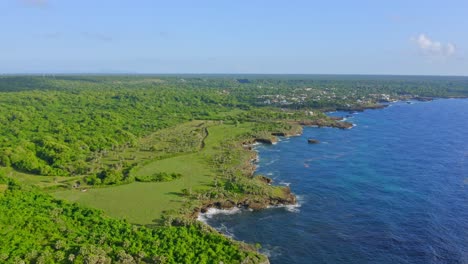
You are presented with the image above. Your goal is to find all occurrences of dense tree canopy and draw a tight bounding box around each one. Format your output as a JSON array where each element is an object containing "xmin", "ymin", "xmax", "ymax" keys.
[
  {"xmin": 1, "ymin": 75, "xmax": 467, "ymax": 177},
  {"xmin": 0, "ymin": 176, "xmax": 264, "ymax": 264}
]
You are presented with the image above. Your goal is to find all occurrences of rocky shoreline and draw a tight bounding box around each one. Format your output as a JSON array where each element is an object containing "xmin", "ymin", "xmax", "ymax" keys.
[
  {"xmin": 192, "ymin": 117, "xmax": 350, "ymax": 217},
  {"xmin": 197, "ymin": 185, "xmax": 297, "ymax": 214},
  {"xmin": 193, "ymin": 103, "xmax": 396, "ymax": 220},
  {"xmin": 189, "ymin": 109, "xmax": 376, "ymax": 263},
  {"xmin": 193, "ymin": 98, "xmax": 457, "ymax": 263}
]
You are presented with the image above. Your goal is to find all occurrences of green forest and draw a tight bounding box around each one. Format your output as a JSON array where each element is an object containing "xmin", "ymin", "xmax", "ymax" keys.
[
  {"xmin": 1, "ymin": 75, "xmax": 467, "ymax": 179},
  {"xmin": 1, "ymin": 75, "xmax": 467, "ymax": 263},
  {"xmin": 0, "ymin": 176, "xmax": 265, "ymax": 264}
]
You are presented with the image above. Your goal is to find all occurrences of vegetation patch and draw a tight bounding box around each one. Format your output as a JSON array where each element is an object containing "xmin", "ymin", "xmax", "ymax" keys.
[
  {"xmin": 0, "ymin": 184, "xmax": 7, "ymax": 193},
  {"xmin": 135, "ymin": 172, "xmax": 183, "ymax": 182},
  {"xmin": 0, "ymin": 178, "xmax": 266, "ymax": 263}
]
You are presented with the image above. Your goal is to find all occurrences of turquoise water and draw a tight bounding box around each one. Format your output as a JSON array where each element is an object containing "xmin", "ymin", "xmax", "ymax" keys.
[{"xmin": 203, "ymin": 99, "xmax": 468, "ymax": 264}]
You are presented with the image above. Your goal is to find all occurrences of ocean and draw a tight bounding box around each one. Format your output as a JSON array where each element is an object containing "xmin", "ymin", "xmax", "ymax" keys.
[{"xmin": 200, "ymin": 99, "xmax": 468, "ymax": 264}]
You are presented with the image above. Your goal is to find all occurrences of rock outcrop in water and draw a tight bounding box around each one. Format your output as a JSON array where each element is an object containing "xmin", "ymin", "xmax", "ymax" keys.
[
  {"xmin": 197, "ymin": 186, "xmax": 297, "ymax": 214},
  {"xmin": 308, "ymin": 138, "xmax": 320, "ymax": 144}
]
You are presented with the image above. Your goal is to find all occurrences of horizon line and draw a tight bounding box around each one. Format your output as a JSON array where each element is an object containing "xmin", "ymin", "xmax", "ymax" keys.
[{"xmin": 1, "ymin": 73, "xmax": 467, "ymax": 78}]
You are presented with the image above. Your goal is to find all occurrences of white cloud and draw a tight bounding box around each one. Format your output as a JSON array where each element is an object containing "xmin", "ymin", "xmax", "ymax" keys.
[{"xmin": 413, "ymin": 34, "xmax": 456, "ymax": 58}]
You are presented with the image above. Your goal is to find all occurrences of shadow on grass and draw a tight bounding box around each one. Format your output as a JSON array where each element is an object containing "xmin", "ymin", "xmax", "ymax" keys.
[
  {"xmin": 165, "ymin": 191, "xmax": 185, "ymax": 197},
  {"xmin": 144, "ymin": 218, "xmax": 166, "ymax": 228}
]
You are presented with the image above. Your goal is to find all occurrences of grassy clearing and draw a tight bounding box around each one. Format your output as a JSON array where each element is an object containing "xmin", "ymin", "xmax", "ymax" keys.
[
  {"xmin": 54, "ymin": 152, "xmax": 214, "ymax": 224},
  {"xmin": 54, "ymin": 180, "xmax": 190, "ymax": 225},
  {"xmin": 52, "ymin": 121, "xmax": 255, "ymax": 225},
  {"xmin": 0, "ymin": 167, "xmax": 82, "ymax": 190},
  {"xmin": 10, "ymin": 118, "xmax": 292, "ymax": 225},
  {"xmin": 6, "ymin": 118, "xmax": 292, "ymax": 225}
]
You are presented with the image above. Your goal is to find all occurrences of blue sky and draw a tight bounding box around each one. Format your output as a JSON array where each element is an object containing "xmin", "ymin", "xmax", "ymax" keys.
[{"xmin": 1, "ymin": 0, "xmax": 467, "ymax": 75}]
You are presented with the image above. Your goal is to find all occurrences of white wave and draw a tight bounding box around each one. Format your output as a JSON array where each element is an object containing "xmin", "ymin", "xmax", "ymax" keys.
[
  {"xmin": 265, "ymin": 159, "xmax": 278, "ymax": 166},
  {"xmin": 285, "ymin": 204, "xmax": 301, "ymax": 213},
  {"xmin": 279, "ymin": 181, "xmax": 291, "ymax": 187},
  {"xmin": 218, "ymin": 223, "xmax": 236, "ymax": 239},
  {"xmin": 264, "ymin": 149, "xmax": 281, "ymax": 152},
  {"xmin": 266, "ymin": 172, "xmax": 274, "ymax": 176},
  {"xmin": 260, "ymin": 245, "xmax": 283, "ymax": 258},
  {"xmin": 286, "ymin": 195, "xmax": 305, "ymax": 213},
  {"xmin": 258, "ymin": 215, "xmax": 273, "ymax": 221},
  {"xmin": 197, "ymin": 207, "xmax": 242, "ymax": 224}
]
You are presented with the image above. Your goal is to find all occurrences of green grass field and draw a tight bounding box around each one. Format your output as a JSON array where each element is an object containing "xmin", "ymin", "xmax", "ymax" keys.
[
  {"xmin": 52, "ymin": 121, "xmax": 257, "ymax": 225},
  {"xmin": 0, "ymin": 167, "xmax": 82, "ymax": 189},
  {"xmin": 54, "ymin": 180, "xmax": 191, "ymax": 225}
]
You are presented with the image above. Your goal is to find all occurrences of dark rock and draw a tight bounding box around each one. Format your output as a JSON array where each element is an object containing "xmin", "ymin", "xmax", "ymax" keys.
[
  {"xmin": 219, "ymin": 200, "xmax": 236, "ymax": 209},
  {"xmin": 271, "ymin": 132, "xmax": 287, "ymax": 136},
  {"xmin": 413, "ymin": 96, "xmax": 433, "ymax": 102},
  {"xmin": 333, "ymin": 122, "xmax": 353, "ymax": 129},
  {"xmin": 307, "ymin": 138, "xmax": 320, "ymax": 144},
  {"xmin": 255, "ymin": 137, "xmax": 278, "ymax": 144},
  {"xmin": 248, "ymin": 201, "xmax": 267, "ymax": 211},
  {"xmin": 257, "ymin": 175, "xmax": 273, "ymax": 184}
]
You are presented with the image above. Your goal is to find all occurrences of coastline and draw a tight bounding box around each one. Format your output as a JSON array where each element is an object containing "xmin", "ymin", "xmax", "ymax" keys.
[
  {"xmin": 193, "ymin": 100, "xmax": 407, "ymax": 261},
  {"xmin": 195, "ymin": 97, "xmax": 461, "ymax": 216},
  {"xmin": 198, "ymin": 97, "xmax": 466, "ymax": 263},
  {"xmin": 192, "ymin": 118, "xmax": 346, "ymax": 219},
  {"xmin": 193, "ymin": 114, "xmax": 356, "ymax": 225}
]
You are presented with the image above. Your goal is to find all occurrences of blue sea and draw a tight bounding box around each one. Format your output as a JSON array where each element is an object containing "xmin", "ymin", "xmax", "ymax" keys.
[{"xmin": 202, "ymin": 99, "xmax": 468, "ymax": 264}]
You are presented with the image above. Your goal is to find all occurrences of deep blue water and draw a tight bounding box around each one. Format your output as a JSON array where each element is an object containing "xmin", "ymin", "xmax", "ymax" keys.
[{"xmin": 203, "ymin": 99, "xmax": 468, "ymax": 264}]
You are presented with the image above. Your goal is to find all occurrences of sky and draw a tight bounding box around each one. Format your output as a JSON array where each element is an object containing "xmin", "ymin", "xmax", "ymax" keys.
[{"xmin": 0, "ymin": 0, "xmax": 467, "ymax": 75}]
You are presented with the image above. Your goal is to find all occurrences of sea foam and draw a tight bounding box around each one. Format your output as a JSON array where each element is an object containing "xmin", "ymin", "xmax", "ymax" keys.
[
  {"xmin": 197, "ymin": 207, "xmax": 242, "ymax": 224},
  {"xmin": 279, "ymin": 181, "xmax": 291, "ymax": 187}
]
